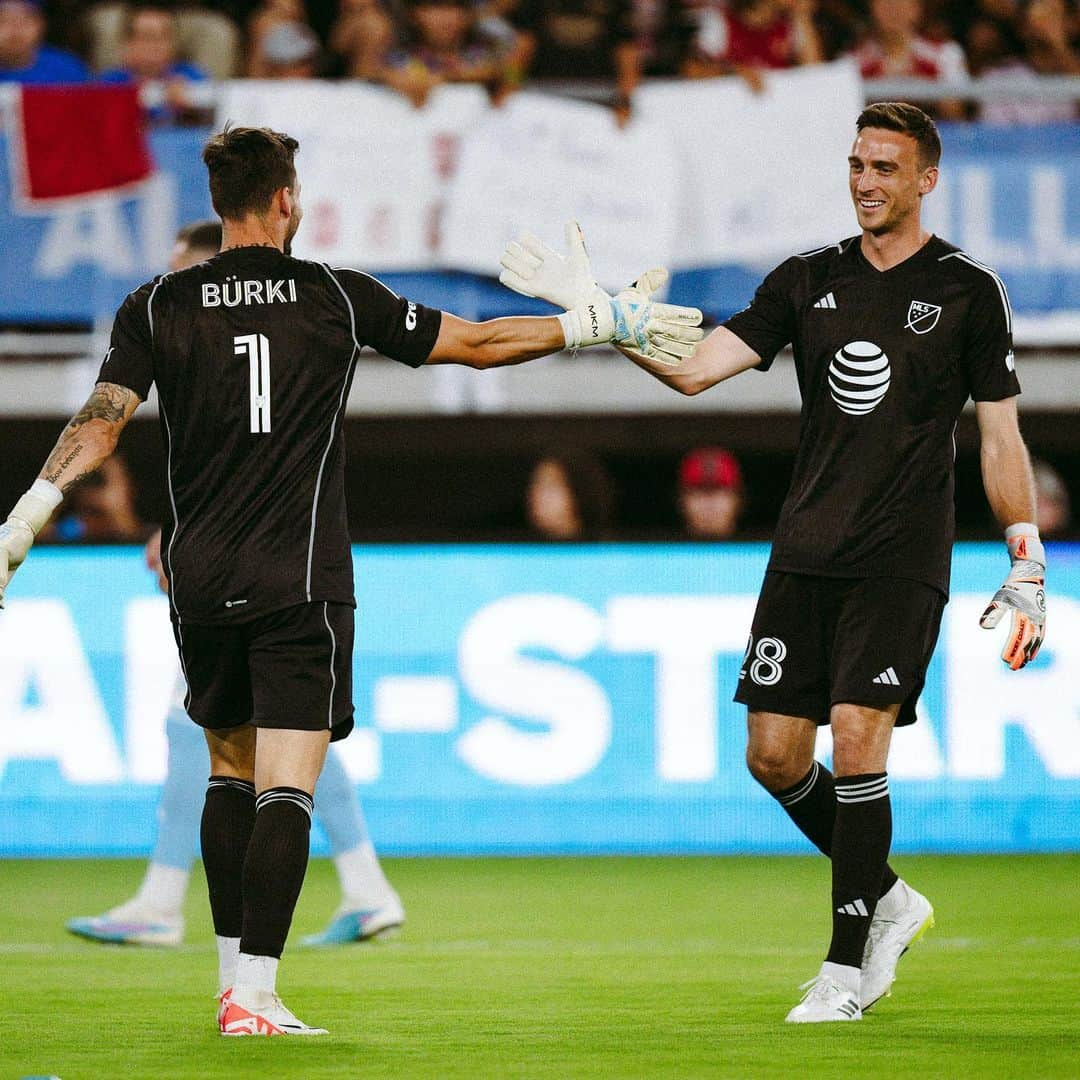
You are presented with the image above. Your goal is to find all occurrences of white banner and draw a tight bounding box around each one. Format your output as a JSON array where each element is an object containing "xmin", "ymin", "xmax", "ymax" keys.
[
  {"xmin": 216, "ymin": 81, "xmax": 489, "ymax": 269},
  {"xmin": 218, "ymin": 66, "xmax": 861, "ymax": 277},
  {"xmin": 440, "ymin": 92, "xmax": 681, "ymax": 291},
  {"xmin": 635, "ymin": 60, "xmax": 863, "ymax": 265}
]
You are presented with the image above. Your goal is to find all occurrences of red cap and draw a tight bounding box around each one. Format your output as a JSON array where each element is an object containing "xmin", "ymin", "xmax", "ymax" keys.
[{"xmin": 679, "ymin": 447, "xmax": 742, "ymax": 492}]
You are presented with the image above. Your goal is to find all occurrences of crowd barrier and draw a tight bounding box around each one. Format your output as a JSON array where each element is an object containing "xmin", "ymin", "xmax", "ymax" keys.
[
  {"xmin": 1, "ymin": 543, "xmax": 1077, "ymax": 857},
  {"xmin": 1, "ymin": 65, "xmax": 1078, "ymax": 327}
]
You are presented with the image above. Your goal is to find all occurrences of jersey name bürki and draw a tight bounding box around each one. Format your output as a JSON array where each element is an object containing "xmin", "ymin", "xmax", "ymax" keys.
[{"xmin": 100, "ymin": 246, "xmax": 442, "ymax": 624}]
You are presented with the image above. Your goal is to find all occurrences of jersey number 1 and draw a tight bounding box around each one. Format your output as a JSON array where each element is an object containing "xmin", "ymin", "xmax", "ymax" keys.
[{"xmin": 235, "ymin": 333, "xmax": 271, "ymax": 434}]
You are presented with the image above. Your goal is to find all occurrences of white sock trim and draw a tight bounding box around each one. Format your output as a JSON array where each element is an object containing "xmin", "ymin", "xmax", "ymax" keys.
[
  {"xmin": 216, "ymin": 935, "xmax": 240, "ymax": 994},
  {"xmin": 234, "ymin": 952, "xmax": 279, "ymax": 998}
]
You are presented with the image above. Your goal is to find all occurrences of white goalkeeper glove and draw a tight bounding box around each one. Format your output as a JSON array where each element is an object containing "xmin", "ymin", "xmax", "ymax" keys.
[
  {"xmin": 979, "ymin": 522, "xmax": 1046, "ymax": 670},
  {"xmin": 0, "ymin": 479, "xmax": 63, "ymax": 609},
  {"xmin": 499, "ymin": 221, "xmax": 703, "ymax": 363}
]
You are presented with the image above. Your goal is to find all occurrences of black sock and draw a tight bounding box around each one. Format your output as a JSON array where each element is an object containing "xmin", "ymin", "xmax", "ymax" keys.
[
  {"xmin": 200, "ymin": 775, "xmax": 257, "ymax": 938},
  {"xmin": 239, "ymin": 787, "xmax": 314, "ymax": 959},
  {"xmin": 774, "ymin": 762, "xmax": 898, "ymax": 896},
  {"xmin": 826, "ymin": 773, "xmax": 893, "ymax": 969}
]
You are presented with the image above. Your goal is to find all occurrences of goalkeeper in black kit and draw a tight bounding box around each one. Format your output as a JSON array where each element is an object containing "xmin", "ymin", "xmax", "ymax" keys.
[
  {"xmin": 0, "ymin": 125, "xmax": 703, "ymax": 1036},
  {"xmin": 501, "ymin": 102, "xmax": 1046, "ymax": 1023}
]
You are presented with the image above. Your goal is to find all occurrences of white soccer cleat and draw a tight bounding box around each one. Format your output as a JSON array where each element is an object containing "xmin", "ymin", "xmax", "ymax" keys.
[
  {"xmin": 785, "ymin": 976, "xmax": 862, "ymax": 1023},
  {"xmin": 66, "ymin": 897, "xmax": 183, "ymax": 947},
  {"xmin": 860, "ymin": 880, "xmax": 935, "ymax": 1011},
  {"xmin": 220, "ymin": 989, "xmax": 328, "ymax": 1036}
]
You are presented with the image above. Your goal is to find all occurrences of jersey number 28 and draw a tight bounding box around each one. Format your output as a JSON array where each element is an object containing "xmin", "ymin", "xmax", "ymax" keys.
[{"xmin": 235, "ymin": 333, "xmax": 271, "ymax": 434}]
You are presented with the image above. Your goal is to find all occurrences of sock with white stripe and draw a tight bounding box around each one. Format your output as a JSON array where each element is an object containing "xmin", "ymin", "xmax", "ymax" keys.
[
  {"xmin": 200, "ymin": 776, "xmax": 257, "ymax": 945},
  {"xmin": 239, "ymin": 787, "xmax": 315, "ymax": 960},
  {"xmin": 773, "ymin": 762, "xmax": 899, "ymax": 896},
  {"xmin": 825, "ymin": 772, "xmax": 892, "ymax": 970}
]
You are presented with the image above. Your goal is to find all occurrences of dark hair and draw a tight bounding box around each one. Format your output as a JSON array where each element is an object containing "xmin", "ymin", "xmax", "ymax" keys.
[
  {"xmin": 530, "ymin": 452, "xmax": 616, "ymax": 541},
  {"xmin": 175, "ymin": 219, "xmax": 222, "ymax": 253},
  {"xmin": 202, "ymin": 126, "xmax": 299, "ymax": 221},
  {"xmin": 856, "ymin": 102, "xmax": 941, "ymax": 168}
]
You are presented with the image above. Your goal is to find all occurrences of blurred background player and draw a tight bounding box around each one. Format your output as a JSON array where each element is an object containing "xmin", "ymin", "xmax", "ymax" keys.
[
  {"xmin": 65, "ymin": 220, "xmax": 404, "ymax": 949},
  {"xmin": 524, "ymin": 451, "xmax": 615, "ymax": 541},
  {"xmin": 677, "ymin": 446, "xmax": 745, "ymax": 540}
]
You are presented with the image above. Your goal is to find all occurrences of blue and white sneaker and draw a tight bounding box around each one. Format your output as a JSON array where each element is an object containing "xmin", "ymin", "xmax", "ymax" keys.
[
  {"xmin": 300, "ymin": 892, "xmax": 405, "ymax": 947},
  {"xmin": 66, "ymin": 898, "xmax": 183, "ymax": 947}
]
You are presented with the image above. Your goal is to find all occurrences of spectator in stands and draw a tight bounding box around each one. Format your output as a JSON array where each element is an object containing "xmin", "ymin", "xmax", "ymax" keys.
[
  {"xmin": 0, "ymin": 0, "xmax": 90, "ymax": 82},
  {"xmin": 849, "ymin": 0, "xmax": 968, "ymax": 118},
  {"xmin": 379, "ymin": 0, "xmax": 506, "ymax": 107},
  {"xmin": 525, "ymin": 452, "xmax": 615, "ymax": 541},
  {"xmin": 507, "ymin": 0, "xmax": 642, "ymax": 118},
  {"xmin": 100, "ymin": 3, "xmax": 209, "ymax": 125},
  {"xmin": 677, "ymin": 447, "xmax": 745, "ymax": 540},
  {"xmin": 631, "ymin": 0, "xmax": 695, "ymax": 77},
  {"xmin": 247, "ymin": 0, "xmax": 310, "ymax": 76},
  {"xmin": 330, "ymin": 0, "xmax": 394, "ymax": 80},
  {"xmin": 683, "ymin": 0, "xmax": 823, "ymax": 91},
  {"xmin": 44, "ymin": 456, "xmax": 147, "ymax": 543},
  {"xmin": 974, "ymin": 0, "xmax": 1079, "ymax": 122},
  {"xmin": 261, "ymin": 19, "xmax": 322, "ymax": 76},
  {"xmin": 1033, "ymin": 458, "xmax": 1072, "ymax": 538}
]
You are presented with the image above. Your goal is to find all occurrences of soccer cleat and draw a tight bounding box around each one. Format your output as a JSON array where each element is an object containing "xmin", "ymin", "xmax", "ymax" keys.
[
  {"xmin": 66, "ymin": 898, "xmax": 183, "ymax": 947},
  {"xmin": 785, "ymin": 976, "xmax": 862, "ymax": 1023},
  {"xmin": 220, "ymin": 990, "xmax": 328, "ymax": 1036},
  {"xmin": 217, "ymin": 988, "xmax": 233, "ymax": 1030},
  {"xmin": 300, "ymin": 892, "xmax": 405, "ymax": 947},
  {"xmin": 860, "ymin": 880, "xmax": 935, "ymax": 1011}
]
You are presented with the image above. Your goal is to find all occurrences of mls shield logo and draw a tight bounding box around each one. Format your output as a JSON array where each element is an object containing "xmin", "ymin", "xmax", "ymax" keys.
[{"xmin": 906, "ymin": 300, "xmax": 942, "ymax": 335}]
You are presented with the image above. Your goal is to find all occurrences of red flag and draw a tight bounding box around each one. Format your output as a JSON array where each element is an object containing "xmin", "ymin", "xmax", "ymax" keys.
[{"xmin": 10, "ymin": 83, "xmax": 154, "ymax": 207}]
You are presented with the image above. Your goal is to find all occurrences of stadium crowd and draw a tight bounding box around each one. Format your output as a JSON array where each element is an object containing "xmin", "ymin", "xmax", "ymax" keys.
[{"xmin": 1, "ymin": 0, "xmax": 1078, "ymax": 119}]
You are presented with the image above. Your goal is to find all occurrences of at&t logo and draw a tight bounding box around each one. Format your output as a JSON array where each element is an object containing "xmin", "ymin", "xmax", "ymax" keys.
[{"xmin": 828, "ymin": 340, "xmax": 891, "ymax": 416}]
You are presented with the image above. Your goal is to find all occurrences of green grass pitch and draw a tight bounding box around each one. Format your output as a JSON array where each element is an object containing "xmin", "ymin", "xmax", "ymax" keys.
[{"xmin": 2, "ymin": 855, "xmax": 1078, "ymax": 1079}]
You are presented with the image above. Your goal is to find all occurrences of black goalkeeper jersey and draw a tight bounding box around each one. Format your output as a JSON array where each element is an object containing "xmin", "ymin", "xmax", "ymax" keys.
[
  {"xmin": 723, "ymin": 235, "xmax": 1020, "ymax": 596},
  {"xmin": 100, "ymin": 246, "xmax": 442, "ymax": 624}
]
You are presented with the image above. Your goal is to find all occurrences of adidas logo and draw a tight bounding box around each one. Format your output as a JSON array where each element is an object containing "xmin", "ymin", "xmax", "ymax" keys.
[
  {"xmin": 873, "ymin": 666, "xmax": 900, "ymax": 686},
  {"xmin": 813, "ymin": 292, "xmax": 837, "ymax": 309},
  {"xmin": 837, "ymin": 899, "xmax": 869, "ymax": 917}
]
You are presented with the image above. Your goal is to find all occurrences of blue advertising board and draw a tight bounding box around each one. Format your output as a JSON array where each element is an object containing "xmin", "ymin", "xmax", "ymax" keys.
[
  {"xmin": 0, "ymin": 124, "xmax": 1078, "ymax": 323},
  {"xmin": 1, "ymin": 544, "xmax": 1077, "ymax": 857}
]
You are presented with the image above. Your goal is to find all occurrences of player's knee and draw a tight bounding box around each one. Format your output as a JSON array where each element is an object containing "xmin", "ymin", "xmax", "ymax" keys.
[{"xmin": 745, "ymin": 742, "xmax": 801, "ymax": 792}]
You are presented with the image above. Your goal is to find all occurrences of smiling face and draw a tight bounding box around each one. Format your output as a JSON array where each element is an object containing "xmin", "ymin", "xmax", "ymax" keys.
[{"xmin": 849, "ymin": 126, "xmax": 937, "ymax": 237}]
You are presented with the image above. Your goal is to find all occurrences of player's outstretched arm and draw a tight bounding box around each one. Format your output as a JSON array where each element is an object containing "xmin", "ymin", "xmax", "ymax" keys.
[
  {"xmin": 0, "ymin": 381, "xmax": 141, "ymax": 607},
  {"xmin": 975, "ymin": 397, "xmax": 1046, "ymax": 670},
  {"xmin": 425, "ymin": 311, "xmax": 572, "ymax": 369}
]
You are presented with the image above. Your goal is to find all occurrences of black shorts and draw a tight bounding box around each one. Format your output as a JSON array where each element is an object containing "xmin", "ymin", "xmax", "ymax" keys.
[
  {"xmin": 733, "ymin": 572, "xmax": 945, "ymax": 727},
  {"xmin": 173, "ymin": 601, "xmax": 355, "ymax": 742}
]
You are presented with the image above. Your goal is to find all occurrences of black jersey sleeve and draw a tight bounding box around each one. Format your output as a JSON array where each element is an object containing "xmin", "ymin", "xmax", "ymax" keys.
[
  {"xmin": 98, "ymin": 281, "xmax": 156, "ymax": 398},
  {"xmin": 962, "ymin": 273, "xmax": 1021, "ymax": 402},
  {"xmin": 333, "ymin": 268, "xmax": 442, "ymax": 368},
  {"xmin": 721, "ymin": 258, "xmax": 801, "ymax": 372}
]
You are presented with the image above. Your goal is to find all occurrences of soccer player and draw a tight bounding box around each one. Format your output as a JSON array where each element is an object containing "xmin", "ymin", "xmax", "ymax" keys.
[
  {"xmin": 66, "ymin": 222, "xmax": 404, "ymax": 950},
  {"xmin": 0, "ymin": 125, "xmax": 701, "ymax": 1036},
  {"xmin": 500, "ymin": 102, "xmax": 1047, "ymax": 1023}
]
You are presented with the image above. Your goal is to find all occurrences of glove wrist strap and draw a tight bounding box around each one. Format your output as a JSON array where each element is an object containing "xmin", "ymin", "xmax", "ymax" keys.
[
  {"xmin": 11, "ymin": 479, "xmax": 63, "ymax": 535},
  {"xmin": 1004, "ymin": 522, "xmax": 1045, "ymax": 569},
  {"xmin": 556, "ymin": 310, "xmax": 581, "ymax": 349}
]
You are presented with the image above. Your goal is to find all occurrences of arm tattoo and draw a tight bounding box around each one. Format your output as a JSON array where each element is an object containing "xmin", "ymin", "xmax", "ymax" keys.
[{"xmin": 40, "ymin": 382, "xmax": 140, "ymax": 493}]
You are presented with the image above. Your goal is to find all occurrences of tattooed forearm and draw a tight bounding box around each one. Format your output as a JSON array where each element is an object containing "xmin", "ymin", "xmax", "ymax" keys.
[
  {"xmin": 44, "ymin": 445, "xmax": 84, "ymax": 485},
  {"xmin": 38, "ymin": 382, "xmax": 141, "ymax": 493},
  {"xmin": 66, "ymin": 382, "xmax": 134, "ymax": 428}
]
